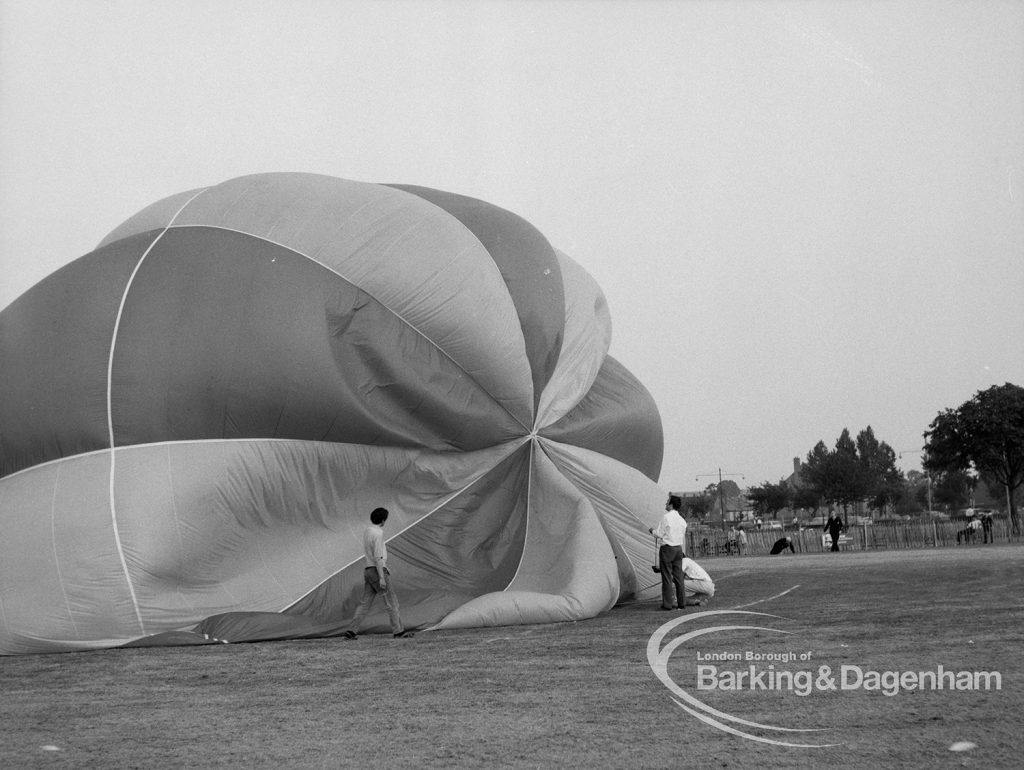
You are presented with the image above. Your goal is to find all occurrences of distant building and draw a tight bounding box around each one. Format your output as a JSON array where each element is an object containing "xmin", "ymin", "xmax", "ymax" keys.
[{"xmin": 784, "ymin": 457, "xmax": 804, "ymax": 491}]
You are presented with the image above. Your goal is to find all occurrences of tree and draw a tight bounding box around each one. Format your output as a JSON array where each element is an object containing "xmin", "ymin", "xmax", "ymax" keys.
[
  {"xmin": 856, "ymin": 426, "xmax": 904, "ymax": 515},
  {"xmin": 747, "ymin": 480, "xmax": 791, "ymax": 519},
  {"xmin": 801, "ymin": 427, "xmax": 902, "ymax": 521},
  {"xmin": 683, "ymin": 494, "xmax": 711, "ymax": 521},
  {"xmin": 802, "ymin": 430, "xmax": 869, "ymax": 522},
  {"xmin": 924, "ymin": 383, "xmax": 1024, "ymax": 533},
  {"xmin": 929, "ymin": 470, "xmax": 976, "ymax": 512},
  {"xmin": 791, "ymin": 486, "xmax": 822, "ymax": 517},
  {"xmin": 801, "ymin": 440, "xmax": 837, "ymax": 503},
  {"xmin": 832, "ymin": 428, "xmax": 868, "ymax": 518},
  {"xmin": 901, "ymin": 470, "xmax": 930, "ymax": 514}
]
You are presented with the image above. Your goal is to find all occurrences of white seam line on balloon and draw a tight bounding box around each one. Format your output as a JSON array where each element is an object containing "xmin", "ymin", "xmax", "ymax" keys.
[
  {"xmin": 155, "ymin": 221, "xmax": 534, "ymax": 434},
  {"xmin": 378, "ymin": 182, "xmax": 540, "ymax": 431},
  {"xmin": 534, "ymin": 436, "xmax": 657, "ymax": 592},
  {"xmin": 278, "ymin": 435, "xmax": 532, "ymax": 611},
  {"xmin": 12, "ymin": 435, "xmax": 379, "ymax": 611},
  {"xmin": 502, "ymin": 433, "xmax": 536, "ymax": 591},
  {"xmin": 8, "ymin": 435, "xmax": 530, "ymax": 534},
  {"xmin": 49, "ymin": 461, "xmax": 81, "ymax": 638},
  {"xmin": 10, "ymin": 434, "xmax": 539, "ymax": 617},
  {"xmin": 537, "ymin": 437, "xmax": 657, "ymax": 528},
  {"xmin": 165, "ymin": 443, "xmax": 202, "ymax": 618},
  {"xmin": 533, "ymin": 256, "xmax": 609, "ymax": 430},
  {"xmin": 531, "ymin": 436, "xmax": 627, "ymax": 609},
  {"xmin": 105, "ymin": 188, "xmax": 209, "ymax": 637},
  {"xmin": 3, "ymin": 434, "xmax": 499, "ymax": 481}
]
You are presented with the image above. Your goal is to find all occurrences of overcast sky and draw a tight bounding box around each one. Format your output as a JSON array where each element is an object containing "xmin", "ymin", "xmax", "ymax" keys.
[{"xmin": 2, "ymin": 0, "xmax": 1022, "ymax": 492}]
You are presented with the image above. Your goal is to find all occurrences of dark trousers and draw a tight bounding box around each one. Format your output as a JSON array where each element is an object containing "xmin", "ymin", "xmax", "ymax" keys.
[{"xmin": 659, "ymin": 544, "xmax": 685, "ymax": 609}]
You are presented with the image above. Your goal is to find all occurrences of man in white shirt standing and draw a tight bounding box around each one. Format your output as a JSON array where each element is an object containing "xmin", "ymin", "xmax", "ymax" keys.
[
  {"xmin": 649, "ymin": 494, "xmax": 688, "ymax": 610},
  {"xmin": 344, "ymin": 507, "xmax": 414, "ymax": 639}
]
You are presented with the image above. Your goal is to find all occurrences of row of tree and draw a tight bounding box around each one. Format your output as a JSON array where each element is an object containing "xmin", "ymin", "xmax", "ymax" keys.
[{"xmin": 741, "ymin": 383, "xmax": 1023, "ymax": 534}]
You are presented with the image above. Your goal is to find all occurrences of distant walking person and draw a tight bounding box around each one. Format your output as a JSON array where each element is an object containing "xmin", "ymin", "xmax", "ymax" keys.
[
  {"xmin": 649, "ymin": 495, "xmax": 688, "ymax": 610},
  {"xmin": 982, "ymin": 511, "xmax": 994, "ymax": 543},
  {"xmin": 824, "ymin": 512, "xmax": 844, "ymax": 552},
  {"xmin": 769, "ymin": 536, "xmax": 796, "ymax": 555},
  {"xmin": 344, "ymin": 507, "xmax": 414, "ymax": 639},
  {"xmin": 736, "ymin": 526, "xmax": 748, "ymax": 556}
]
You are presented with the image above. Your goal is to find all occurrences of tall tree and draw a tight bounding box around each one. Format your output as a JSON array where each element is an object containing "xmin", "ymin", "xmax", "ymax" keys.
[
  {"xmin": 903, "ymin": 470, "xmax": 932, "ymax": 513},
  {"xmin": 856, "ymin": 426, "xmax": 904, "ymax": 515},
  {"xmin": 801, "ymin": 440, "xmax": 836, "ymax": 502},
  {"xmin": 930, "ymin": 470, "xmax": 976, "ymax": 512},
  {"xmin": 831, "ymin": 428, "xmax": 869, "ymax": 520},
  {"xmin": 924, "ymin": 383, "xmax": 1024, "ymax": 533},
  {"xmin": 802, "ymin": 428, "xmax": 900, "ymax": 521}
]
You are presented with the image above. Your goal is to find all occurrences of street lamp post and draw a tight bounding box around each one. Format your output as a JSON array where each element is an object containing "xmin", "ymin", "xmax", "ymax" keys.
[{"xmin": 696, "ymin": 468, "xmax": 745, "ymax": 531}]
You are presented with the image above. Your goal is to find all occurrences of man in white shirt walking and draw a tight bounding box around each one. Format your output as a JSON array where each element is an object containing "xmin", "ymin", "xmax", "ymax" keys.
[
  {"xmin": 344, "ymin": 507, "xmax": 414, "ymax": 639},
  {"xmin": 649, "ymin": 494, "xmax": 688, "ymax": 610}
]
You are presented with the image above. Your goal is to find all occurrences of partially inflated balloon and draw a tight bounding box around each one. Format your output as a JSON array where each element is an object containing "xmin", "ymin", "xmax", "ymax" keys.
[{"xmin": 0, "ymin": 173, "xmax": 665, "ymax": 654}]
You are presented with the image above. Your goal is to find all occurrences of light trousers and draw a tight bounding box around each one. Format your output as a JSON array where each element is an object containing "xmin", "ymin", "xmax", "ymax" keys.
[{"xmin": 349, "ymin": 567, "xmax": 404, "ymax": 635}]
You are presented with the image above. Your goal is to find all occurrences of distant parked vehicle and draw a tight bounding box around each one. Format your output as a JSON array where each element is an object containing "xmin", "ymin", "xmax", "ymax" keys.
[{"xmin": 922, "ymin": 510, "xmax": 950, "ymax": 521}]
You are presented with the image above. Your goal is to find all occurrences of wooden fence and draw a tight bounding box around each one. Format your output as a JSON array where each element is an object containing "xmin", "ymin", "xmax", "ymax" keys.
[{"xmin": 687, "ymin": 520, "xmax": 1020, "ymax": 558}]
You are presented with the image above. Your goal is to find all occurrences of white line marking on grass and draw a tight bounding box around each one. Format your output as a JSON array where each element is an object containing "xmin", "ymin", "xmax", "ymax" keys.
[
  {"xmin": 638, "ymin": 569, "xmax": 751, "ymax": 598},
  {"xmin": 440, "ymin": 630, "xmax": 540, "ymax": 653},
  {"xmin": 730, "ymin": 585, "xmax": 800, "ymax": 609},
  {"xmin": 712, "ymin": 570, "xmax": 751, "ymax": 581}
]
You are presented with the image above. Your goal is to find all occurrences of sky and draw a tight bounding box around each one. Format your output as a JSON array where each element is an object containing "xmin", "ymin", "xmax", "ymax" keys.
[{"xmin": 2, "ymin": 0, "xmax": 1022, "ymax": 493}]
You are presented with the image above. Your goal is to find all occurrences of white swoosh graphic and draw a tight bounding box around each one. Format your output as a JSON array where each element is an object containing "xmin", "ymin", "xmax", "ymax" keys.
[{"xmin": 647, "ymin": 610, "xmax": 840, "ymax": 748}]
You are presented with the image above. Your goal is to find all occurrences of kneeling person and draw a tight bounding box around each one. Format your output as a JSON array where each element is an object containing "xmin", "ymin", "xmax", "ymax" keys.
[
  {"xmin": 769, "ymin": 536, "xmax": 796, "ymax": 555},
  {"xmin": 681, "ymin": 557, "xmax": 715, "ymax": 607}
]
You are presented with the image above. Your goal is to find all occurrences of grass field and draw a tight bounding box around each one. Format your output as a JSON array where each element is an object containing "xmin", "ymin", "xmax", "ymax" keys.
[{"xmin": 2, "ymin": 545, "xmax": 1021, "ymax": 769}]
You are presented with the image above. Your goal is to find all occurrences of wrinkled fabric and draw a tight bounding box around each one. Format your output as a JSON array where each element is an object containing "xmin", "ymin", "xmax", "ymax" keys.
[{"xmin": 0, "ymin": 173, "xmax": 665, "ymax": 654}]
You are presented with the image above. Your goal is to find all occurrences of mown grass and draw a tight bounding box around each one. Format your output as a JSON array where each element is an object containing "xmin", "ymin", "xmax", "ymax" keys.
[{"xmin": 1, "ymin": 545, "xmax": 1021, "ymax": 769}]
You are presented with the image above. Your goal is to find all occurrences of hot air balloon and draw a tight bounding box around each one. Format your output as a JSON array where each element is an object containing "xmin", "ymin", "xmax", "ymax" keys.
[{"xmin": 0, "ymin": 173, "xmax": 665, "ymax": 654}]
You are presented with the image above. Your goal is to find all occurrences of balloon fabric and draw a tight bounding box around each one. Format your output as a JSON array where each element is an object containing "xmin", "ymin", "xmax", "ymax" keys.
[{"xmin": 0, "ymin": 173, "xmax": 665, "ymax": 654}]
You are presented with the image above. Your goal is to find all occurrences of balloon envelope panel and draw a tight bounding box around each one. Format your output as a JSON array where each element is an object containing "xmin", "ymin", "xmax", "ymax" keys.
[{"xmin": 0, "ymin": 173, "xmax": 665, "ymax": 654}]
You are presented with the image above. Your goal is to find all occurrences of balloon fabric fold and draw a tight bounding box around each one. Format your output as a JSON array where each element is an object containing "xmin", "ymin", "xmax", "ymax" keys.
[{"xmin": 0, "ymin": 173, "xmax": 665, "ymax": 654}]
